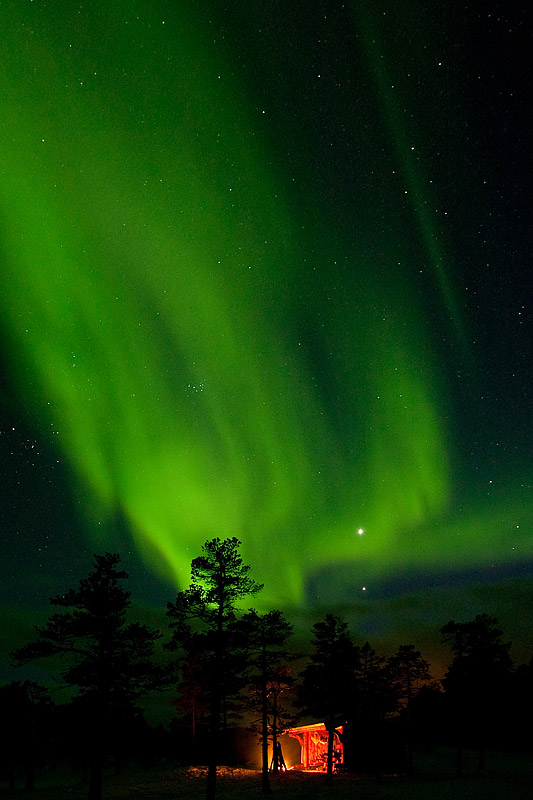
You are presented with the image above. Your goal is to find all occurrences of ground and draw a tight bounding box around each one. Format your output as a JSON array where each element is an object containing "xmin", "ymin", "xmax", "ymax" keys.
[{"xmin": 1, "ymin": 750, "xmax": 532, "ymax": 799}]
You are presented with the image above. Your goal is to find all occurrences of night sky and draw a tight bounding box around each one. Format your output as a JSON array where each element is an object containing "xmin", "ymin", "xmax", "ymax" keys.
[{"xmin": 1, "ymin": 0, "xmax": 531, "ymax": 680}]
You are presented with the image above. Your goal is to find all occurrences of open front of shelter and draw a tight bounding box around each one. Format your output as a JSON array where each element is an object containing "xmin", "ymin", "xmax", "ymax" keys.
[{"xmin": 286, "ymin": 722, "xmax": 343, "ymax": 771}]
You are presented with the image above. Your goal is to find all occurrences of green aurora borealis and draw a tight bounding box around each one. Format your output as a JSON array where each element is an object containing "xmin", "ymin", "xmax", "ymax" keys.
[{"xmin": 1, "ymin": 0, "xmax": 531, "ymax": 645}]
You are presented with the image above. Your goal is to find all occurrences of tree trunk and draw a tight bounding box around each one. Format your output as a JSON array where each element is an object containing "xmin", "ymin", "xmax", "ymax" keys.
[
  {"xmin": 261, "ymin": 668, "xmax": 271, "ymax": 793},
  {"xmin": 206, "ymin": 703, "xmax": 219, "ymax": 800},
  {"xmin": 23, "ymin": 763, "xmax": 35, "ymax": 793},
  {"xmin": 88, "ymin": 750, "xmax": 104, "ymax": 800},
  {"xmin": 206, "ymin": 610, "xmax": 224, "ymax": 800},
  {"xmin": 406, "ymin": 675, "xmax": 413, "ymax": 776},
  {"xmin": 454, "ymin": 700, "xmax": 463, "ymax": 778},
  {"xmin": 23, "ymin": 713, "xmax": 36, "ymax": 791},
  {"xmin": 261, "ymin": 717, "xmax": 271, "ymax": 792},
  {"xmin": 455, "ymin": 742, "xmax": 463, "ymax": 778},
  {"xmin": 86, "ymin": 700, "xmax": 107, "ymax": 800},
  {"xmin": 206, "ymin": 760, "xmax": 217, "ymax": 800},
  {"xmin": 478, "ymin": 742, "xmax": 485, "ymax": 771},
  {"xmin": 271, "ymin": 694, "xmax": 279, "ymax": 774},
  {"xmin": 477, "ymin": 703, "xmax": 486, "ymax": 771},
  {"xmin": 191, "ymin": 698, "xmax": 196, "ymax": 753},
  {"xmin": 23, "ymin": 744, "xmax": 36, "ymax": 791},
  {"xmin": 326, "ymin": 719, "xmax": 334, "ymax": 786}
]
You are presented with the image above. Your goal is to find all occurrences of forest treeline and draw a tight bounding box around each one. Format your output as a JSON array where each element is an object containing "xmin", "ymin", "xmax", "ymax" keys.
[{"xmin": 3, "ymin": 539, "xmax": 532, "ymax": 799}]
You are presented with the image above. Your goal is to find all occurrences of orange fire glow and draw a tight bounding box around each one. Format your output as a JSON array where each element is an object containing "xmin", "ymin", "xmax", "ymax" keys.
[{"xmin": 285, "ymin": 722, "xmax": 343, "ymax": 771}]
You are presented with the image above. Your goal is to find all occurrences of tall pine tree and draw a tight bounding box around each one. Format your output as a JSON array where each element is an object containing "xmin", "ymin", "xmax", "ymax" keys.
[
  {"xmin": 166, "ymin": 537, "xmax": 262, "ymax": 800},
  {"xmin": 387, "ymin": 644, "xmax": 432, "ymax": 774},
  {"xmin": 299, "ymin": 614, "xmax": 356, "ymax": 785},
  {"xmin": 12, "ymin": 553, "xmax": 164, "ymax": 800},
  {"xmin": 239, "ymin": 609, "xmax": 294, "ymax": 793},
  {"xmin": 441, "ymin": 613, "xmax": 513, "ymax": 773}
]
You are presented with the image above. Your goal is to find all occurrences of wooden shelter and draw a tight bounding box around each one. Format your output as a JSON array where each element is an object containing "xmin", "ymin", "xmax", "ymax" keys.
[{"xmin": 286, "ymin": 722, "xmax": 343, "ymax": 771}]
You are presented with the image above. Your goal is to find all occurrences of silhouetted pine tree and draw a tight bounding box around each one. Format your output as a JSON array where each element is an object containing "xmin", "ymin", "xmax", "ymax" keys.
[
  {"xmin": 349, "ymin": 641, "xmax": 396, "ymax": 776},
  {"xmin": 238, "ymin": 609, "xmax": 294, "ymax": 793},
  {"xmin": 387, "ymin": 644, "xmax": 432, "ymax": 774},
  {"xmin": 441, "ymin": 613, "xmax": 513, "ymax": 773},
  {"xmin": 262, "ymin": 665, "xmax": 297, "ymax": 771},
  {"xmin": 0, "ymin": 680, "xmax": 52, "ymax": 791},
  {"xmin": 298, "ymin": 614, "xmax": 357, "ymax": 786},
  {"xmin": 11, "ymin": 553, "xmax": 165, "ymax": 800},
  {"xmin": 166, "ymin": 537, "xmax": 262, "ymax": 800},
  {"xmin": 512, "ymin": 656, "xmax": 533, "ymax": 752},
  {"xmin": 171, "ymin": 650, "xmax": 210, "ymax": 762}
]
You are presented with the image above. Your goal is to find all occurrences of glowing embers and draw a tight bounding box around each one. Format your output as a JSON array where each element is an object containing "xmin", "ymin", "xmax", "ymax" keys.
[{"xmin": 286, "ymin": 722, "xmax": 343, "ymax": 772}]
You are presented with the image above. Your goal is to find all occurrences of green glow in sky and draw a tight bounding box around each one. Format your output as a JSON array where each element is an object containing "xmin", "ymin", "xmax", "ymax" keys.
[
  {"xmin": 1, "ymin": 2, "xmax": 529, "ymax": 607},
  {"xmin": 352, "ymin": 1, "xmax": 464, "ymax": 347}
]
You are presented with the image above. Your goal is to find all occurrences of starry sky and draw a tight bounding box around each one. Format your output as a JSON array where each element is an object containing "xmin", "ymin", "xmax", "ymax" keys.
[{"xmin": 1, "ymin": 0, "xmax": 531, "ymax": 678}]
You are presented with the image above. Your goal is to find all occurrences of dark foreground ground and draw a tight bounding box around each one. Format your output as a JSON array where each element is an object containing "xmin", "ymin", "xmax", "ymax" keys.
[{"xmin": 2, "ymin": 749, "xmax": 532, "ymax": 799}]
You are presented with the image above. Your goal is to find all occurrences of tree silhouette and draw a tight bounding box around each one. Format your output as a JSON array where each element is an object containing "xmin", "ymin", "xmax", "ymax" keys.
[
  {"xmin": 238, "ymin": 609, "xmax": 294, "ymax": 793},
  {"xmin": 348, "ymin": 641, "xmax": 395, "ymax": 776},
  {"xmin": 166, "ymin": 537, "xmax": 262, "ymax": 800},
  {"xmin": 298, "ymin": 614, "xmax": 357, "ymax": 785},
  {"xmin": 11, "ymin": 553, "xmax": 164, "ymax": 800},
  {"xmin": 512, "ymin": 656, "xmax": 533, "ymax": 752},
  {"xmin": 441, "ymin": 613, "xmax": 513, "ymax": 773},
  {"xmin": 264, "ymin": 665, "xmax": 297, "ymax": 771},
  {"xmin": 171, "ymin": 650, "xmax": 210, "ymax": 762},
  {"xmin": 0, "ymin": 680, "xmax": 52, "ymax": 791},
  {"xmin": 387, "ymin": 644, "xmax": 432, "ymax": 774}
]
